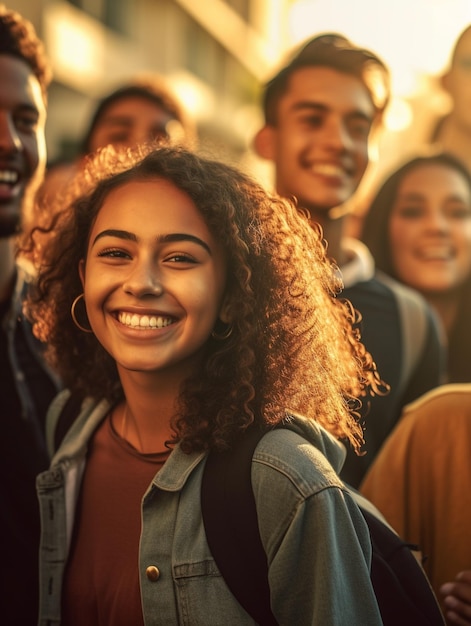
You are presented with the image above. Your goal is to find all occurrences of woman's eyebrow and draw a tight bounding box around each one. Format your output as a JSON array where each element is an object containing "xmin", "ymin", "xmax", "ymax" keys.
[
  {"xmin": 396, "ymin": 192, "xmax": 425, "ymax": 202},
  {"xmin": 158, "ymin": 233, "xmax": 212, "ymax": 255},
  {"xmin": 92, "ymin": 229, "xmax": 212, "ymax": 254},
  {"xmin": 92, "ymin": 229, "xmax": 136, "ymax": 246}
]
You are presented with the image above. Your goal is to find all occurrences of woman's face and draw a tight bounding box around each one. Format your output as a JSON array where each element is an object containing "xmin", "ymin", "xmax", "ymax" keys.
[
  {"xmin": 389, "ymin": 163, "xmax": 471, "ymax": 295},
  {"xmin": 80, "ymin": 178, "xmax": 228, "ymax": 380}
]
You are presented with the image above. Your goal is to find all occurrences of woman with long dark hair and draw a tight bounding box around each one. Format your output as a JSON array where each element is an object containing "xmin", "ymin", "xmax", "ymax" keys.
[{"xmin": 362, "ymin": 152, "xmax": 471, "ymax": 382}]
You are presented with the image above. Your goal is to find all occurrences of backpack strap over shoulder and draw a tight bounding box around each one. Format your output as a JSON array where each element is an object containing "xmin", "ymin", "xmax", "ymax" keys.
[
  {"xmin": 375, "ymin": 271, "xmax": 430, "ymax": 395},
  {"xmin": 201, "ymin": 427, "xmax": 277, "ymax": 625},
  {"xmin": 201, "ymin": 426, "xmax": 445, "ymax": 626}
]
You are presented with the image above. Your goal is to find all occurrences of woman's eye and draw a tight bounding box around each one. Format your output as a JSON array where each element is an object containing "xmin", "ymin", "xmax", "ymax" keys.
[
  {"xmin": 448, "ymin": 205, "xmax": 471, "ymax": 219},
  {"xmin": 396, "ymin": 206, "xmax": 423, "ymax": 219},
  {"xmin": 97, "ymin": 248, "xmax": 130, "ymax": 259},
  {"xmin": 166, "ymin": 253, "xmax": 197, "ymax": 264}
]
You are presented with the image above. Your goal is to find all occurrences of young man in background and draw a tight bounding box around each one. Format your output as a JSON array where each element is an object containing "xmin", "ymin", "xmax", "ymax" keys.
[
  {"xmin": 0, "ymin": 6, "xmax": 60, "ymax": 623},
  {"xmin": 253, "ymin": 33, "xmax": 444, "ymax": 486}
]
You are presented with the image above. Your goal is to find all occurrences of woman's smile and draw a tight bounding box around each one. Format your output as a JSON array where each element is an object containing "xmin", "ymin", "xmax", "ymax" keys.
[{"xmin": 116, "ymin": 311, "xmax": 176, "ymax": 329}]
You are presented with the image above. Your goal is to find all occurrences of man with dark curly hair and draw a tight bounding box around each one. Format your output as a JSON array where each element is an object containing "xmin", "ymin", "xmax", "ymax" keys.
[{"xmin": 0, "ymin": 5, "xmax": 60, "ymax": 623}]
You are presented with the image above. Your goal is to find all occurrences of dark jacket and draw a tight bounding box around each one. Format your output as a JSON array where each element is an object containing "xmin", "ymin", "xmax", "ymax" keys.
[{"xmin": 0, "ymin": 263, "xmax": 61, "ymax": 626}]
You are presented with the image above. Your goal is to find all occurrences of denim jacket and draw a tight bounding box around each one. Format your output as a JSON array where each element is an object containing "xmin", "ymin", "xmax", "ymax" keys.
[{"xmin": 37, "ymin": 392, "xmax": 383, "ymax": 625}]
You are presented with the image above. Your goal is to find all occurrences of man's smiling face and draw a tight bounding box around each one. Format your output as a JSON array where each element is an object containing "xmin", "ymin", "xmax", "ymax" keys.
[
  {"xmin": 0, "ymin": 54, "xmax": 46, "ymax": 237},
  {"xmin": 260, "ymin": 66, "xmax": 374, "ymax": 218}
]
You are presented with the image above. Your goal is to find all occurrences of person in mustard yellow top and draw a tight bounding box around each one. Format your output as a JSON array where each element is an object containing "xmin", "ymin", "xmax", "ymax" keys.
[{"xmin": 361, "ymin": 384, "xmax": 471, "ymax": 625}]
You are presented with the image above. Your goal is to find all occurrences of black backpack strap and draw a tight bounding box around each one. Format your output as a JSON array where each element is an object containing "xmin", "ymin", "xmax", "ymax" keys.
[
  {"xmin": 375, "ymin": 271, "xmax": 430, "ymax": 395},
  {"xmin": 201, "ymin": 427, "xmax": 278, "ymax": 625}
]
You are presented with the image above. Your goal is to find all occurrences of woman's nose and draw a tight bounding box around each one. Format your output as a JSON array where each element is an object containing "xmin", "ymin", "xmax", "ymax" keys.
[
  {"xmin": 425, "ymin": 209, "xmax": 450, "ymax": 233},
  {"xmin": 122, "ymin": 263, "xmax": 164, "ymax": 297}
]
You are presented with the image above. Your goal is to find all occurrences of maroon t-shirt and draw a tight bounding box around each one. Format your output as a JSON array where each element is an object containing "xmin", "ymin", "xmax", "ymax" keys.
[{"xmin": 61, "ymin": 414, "xmax": 170, "ymax": 625}]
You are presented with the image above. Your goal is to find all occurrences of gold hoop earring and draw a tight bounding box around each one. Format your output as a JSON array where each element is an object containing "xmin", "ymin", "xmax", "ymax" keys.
[
  {"xmin": 71, "ymin": 294, "xmax": 93, "ymax": 334},
  {"xmin": 211, "ymin": 322, "xmax": 233, "ymax": 341}
]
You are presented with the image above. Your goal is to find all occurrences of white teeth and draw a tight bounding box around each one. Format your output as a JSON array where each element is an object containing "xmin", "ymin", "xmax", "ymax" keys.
[
  {"xmin": 118, "ymin": 312, "xmax": 174, "ymax": 329},
  {"xmin": 311, "ymin": 163, "xmax": 345, "ymax": 177},
  {"xmin": 0, "ymin": 170, "xmax": 19, "ymax": 184}
]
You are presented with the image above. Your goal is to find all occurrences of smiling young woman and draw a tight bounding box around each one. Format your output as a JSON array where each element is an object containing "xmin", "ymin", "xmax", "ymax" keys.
[
  {"xmin": 27, "ymin": 144, "xmax": 387, "ymax": 625},
  {"xmin": 362, "ymin": 152, "xmax": 471, "ymax": 382}
]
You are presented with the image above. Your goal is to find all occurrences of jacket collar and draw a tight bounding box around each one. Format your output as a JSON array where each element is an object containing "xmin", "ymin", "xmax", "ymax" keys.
[{"xmin": 339, "ymin": 238, "xmax": 375, "ymax": 288}]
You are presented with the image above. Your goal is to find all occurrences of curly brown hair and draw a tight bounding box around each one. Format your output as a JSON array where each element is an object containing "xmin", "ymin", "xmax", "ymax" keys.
[
  {"xmin": 0, "ymin": 5, "xmax": 52, "ymax": 101},
  {"xmin": 27, "ymin": 145, "xmax": 382, "ymax": 453}
]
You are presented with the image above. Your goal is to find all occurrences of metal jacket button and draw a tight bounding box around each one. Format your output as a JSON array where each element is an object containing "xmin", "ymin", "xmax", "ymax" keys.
[{"xmin": 146, "ymin": 565, "xmax": 160, "ymax": 581}]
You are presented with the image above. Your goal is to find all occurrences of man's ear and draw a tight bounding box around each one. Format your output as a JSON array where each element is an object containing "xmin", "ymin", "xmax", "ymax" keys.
[
  {"xmin": 253, "ymin": 125, "xmax": 276, "ymax": 161},
  {"xmin": 440, "ymin": 71, "xmax": 451, "ymax": 94},
  {"xmin": 78, "ymin": 259, "xmax": 86, "ymax": 287}
]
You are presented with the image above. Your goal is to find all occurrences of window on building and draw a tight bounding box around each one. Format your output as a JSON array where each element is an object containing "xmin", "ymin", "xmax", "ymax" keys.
[
  {"xmin": 66, "ymin": 0, "xmax": 131, "ymax": 36},
  {"xmin": 185, "ymin": 20, "xmax": 225, "ymax": 87}
]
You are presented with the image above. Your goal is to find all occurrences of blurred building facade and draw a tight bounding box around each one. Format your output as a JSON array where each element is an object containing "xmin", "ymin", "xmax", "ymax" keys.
[{"xmin": 9, "ymin": 0, "xmax": 292, "ymax": 168}]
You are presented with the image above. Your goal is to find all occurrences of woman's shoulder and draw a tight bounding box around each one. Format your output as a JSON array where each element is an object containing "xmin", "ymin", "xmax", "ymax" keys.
[{"xmin": 252, "ymin": 415, "xmax": 346, "ymax": 498}]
